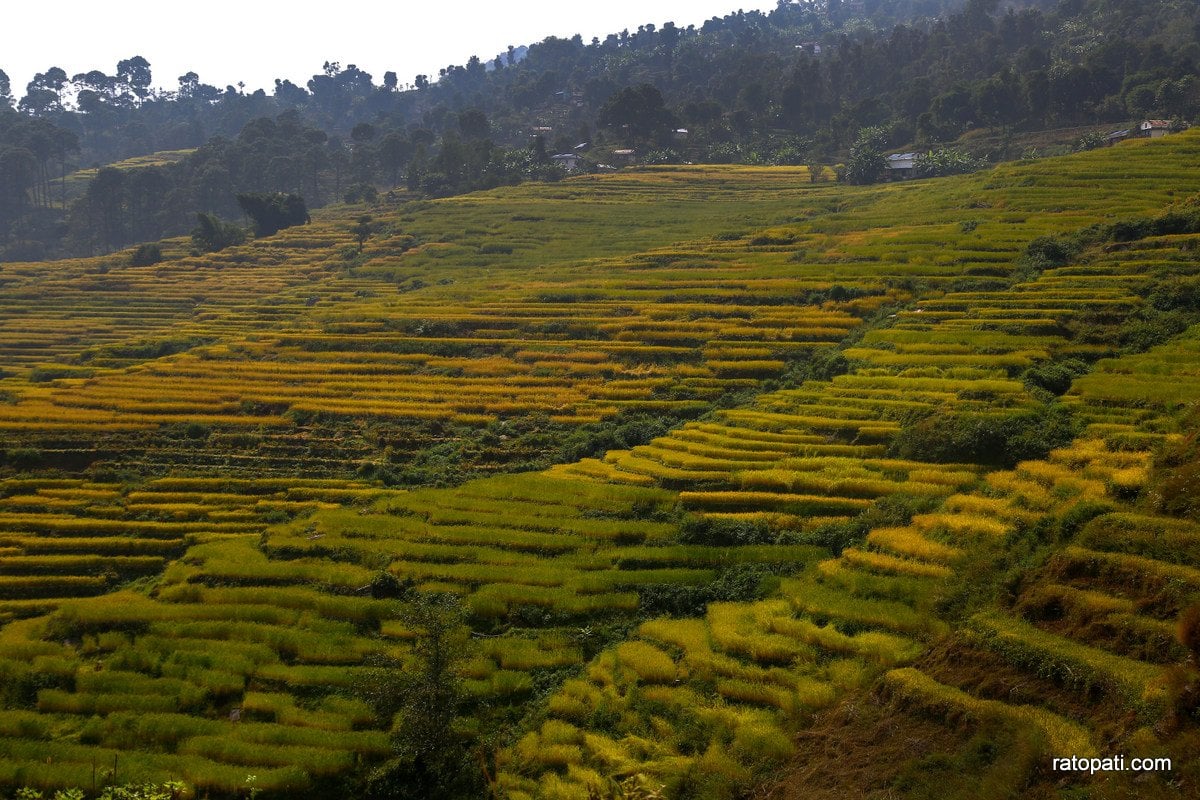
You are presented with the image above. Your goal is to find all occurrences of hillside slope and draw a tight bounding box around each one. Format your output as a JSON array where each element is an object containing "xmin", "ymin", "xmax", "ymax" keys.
[{"xmin": 0, "ymin": 133, "xmax": 1199, "ymax": 798}]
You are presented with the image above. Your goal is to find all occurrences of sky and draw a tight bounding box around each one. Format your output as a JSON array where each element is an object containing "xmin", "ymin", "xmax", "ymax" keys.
[{"xmin": 2, "ymin": 0, "xmax": 777, "ymax": 98}]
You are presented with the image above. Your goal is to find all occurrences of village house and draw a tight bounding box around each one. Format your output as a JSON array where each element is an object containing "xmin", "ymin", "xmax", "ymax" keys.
[
  {"xmin": 1139, "ymin": 120, "xmax": 1172, "ymax": 138},
  {"xmin": 551, "ymin": 153, "xmax": 585, "ymax": 171},
  {"xmin": 885, "ymin": 152, "xmax": 917, "ymax": 177}
]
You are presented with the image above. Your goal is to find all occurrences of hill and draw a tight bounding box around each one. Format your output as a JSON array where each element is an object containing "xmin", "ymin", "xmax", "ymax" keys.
[
  {"xmin": 4, "ymin": 0, "xmax": 1200, "ymax": 260},
  {"xmin": 0, "ymin": 124, "xmax": 1199, "ymax": 798}
]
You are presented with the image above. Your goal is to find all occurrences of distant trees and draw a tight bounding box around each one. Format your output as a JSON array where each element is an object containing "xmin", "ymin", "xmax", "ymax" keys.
[
  {"xmin": 129, "ymin": 242, "xmax": 162, "ymax": 266},
  {"xmin": 7, "ymin": 0, "xmax": 1200, "ymax": 260},
  {"xmin": 0, "ymin": 112, "xmax": 80, "ymax": 259},
  {"xmin": 599, "ymin": 84, "xmax": 675, "ymax": 142},
  {"xmin": 457, "ymin": 109, "xmax": 490, "ymax": 140},
  {"xmin": 191, "ymin": 212, "xmax": 245, "ymax": 252},
  {"xmin": 19, "ymin": 67, "xmax": 68, "ymax": 115},
  {"xmin": 236, "ymin": 192, "xmax": 309, "ymax": 237}
]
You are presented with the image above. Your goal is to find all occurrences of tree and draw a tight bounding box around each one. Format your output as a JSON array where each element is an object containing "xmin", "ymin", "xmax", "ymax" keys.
[
  {"xmin": 841, "ymin": 137, "xmax": 885, "ymax": 185},
  {"xmin": 350, "ymin": 214, "xmax": 375, "ymax": 253},
  {"xmin": 19, "ymin": 67, "xmax": 68, "ymax": 114},
  {"xmin": 457, "ymin": 109, "xmax": 490, "ymax": 140},
  {"xmin": 236, "ymin": 192, "xmax": 309, "ymax": 237},
  {"xmin": 378, "ymin": 132, "xmax": 412, "ymax": 187},
  {"xmin": 191, "ymin": 212, "xmax": 245, "ymax": 252},
  {"xmin": 74, "ymin": 69, "xmax": 118, "ymax": 112},
  {"xmin": 351, "ymin": 122, "xmax": 377, "ymax": 143},
  {"xmin": 362, "ymin": 597, "xmax": 482, "ymax": 800},
  {"xmin": 0, "ymin": 147, "xmax": 37, "ymax": 218},
  {"xmin": 86, "ymin": 167, "xmax": 129, "ymax": 251},
  {"xmin": 598, "ymin": 84, "xmax": 676, "ymax": 141},
  {"xmin": 116, "ymin": 56, "xmax": 153, "ymax": 103},
  {"xmin": 130, "ymin": 243, "xmax": 162, "ymax": 266},
  {"xmin": 0, "ymin": 70, "xmax": 12, "ymax": 110}
]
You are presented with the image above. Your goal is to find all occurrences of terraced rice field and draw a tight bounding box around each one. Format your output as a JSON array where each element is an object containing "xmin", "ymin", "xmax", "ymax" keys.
[{"xmin": 2, "ymin": 133, "xmax": 1200, "ymax": 797}]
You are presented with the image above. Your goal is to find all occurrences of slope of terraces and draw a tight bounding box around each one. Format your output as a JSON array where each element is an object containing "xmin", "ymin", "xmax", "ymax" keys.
[{"xmin": 1, "ymin": 134, "xmax": 1200, "ymax": 797}]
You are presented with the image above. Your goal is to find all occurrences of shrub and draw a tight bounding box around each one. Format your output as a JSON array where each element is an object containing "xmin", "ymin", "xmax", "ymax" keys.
[
  {"xmin": 1021, "ymin": 235, "xmax": 1080, "ymax": 271},
  {"xmin": 1148, "ymin": 275, "xmax": 1200, "ymax": 312},
  {"xmin": 890, "ymin": 405, "xmax": 1078, "ymax": 467},
  {"xmin": 236, "ymin": 192, "xmax": 309, "ymax": 237},
  {"xmin": 636, "ymin": 565, "xmax": 771, "ymax": 617},
  {"xmin": 129, "ymin": 243, "xmax": 162, "ymax": 266},
  {"xmin": 1150, "ymin": 426, "xmax": 1200, "ymax": 518},
  {"xmin": 3, "ymin": 447, "xmax": 42, "ymax": 470},
  {"xmin": 1073, "ymin": 131, "xmax": 1105, "ymax": 151},
  {"xmin": 370, "ymin": 570, "xmax": 413, "ymax": 599},
  {"xmin": 678, "ymin": 515, "xmax": 773, "ymax": 547},
  {"xmin": 344, "ymin": 183, "xmax": 379, "ymax": 204},
  {"xmin": 1118, "ymin": 309, "xmax": 1193, "ymax": 352},
  {"xmin": 1021, "ymin": 359, "xmax": 1088, "ymax": 396},
  {"xmin": 913, "ymin": 149, "xmax": 986, "ymax": 178},
  {"xmin": 190, "ymin": 213, "xmax": 245, "ymax": 252}
]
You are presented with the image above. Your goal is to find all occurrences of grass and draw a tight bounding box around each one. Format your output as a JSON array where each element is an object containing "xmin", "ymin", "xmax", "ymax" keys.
[
  {"xmin": 968, "ymin": 611, "xmax": 1166, "ymax": 710},
  {"xmin": 883, "ymin": 667, "xmax": 1097, "ymax": 757}
]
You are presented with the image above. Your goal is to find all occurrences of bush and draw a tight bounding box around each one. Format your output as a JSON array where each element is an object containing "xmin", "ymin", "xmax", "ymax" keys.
[
  {"xmin": 1073, "ymin": 131, "xmax": 1105, "ymax": 151},
  {"xmin": 129, "ymin": 243, "xmax": 162, "ymax": 266},
  {"xmin": 1021, "ymin": 235, "xmax": 1080, "ymax": 271},
  {"xmin": 28, "ymin": 366, "xmax": 91, "ymax": 383},
  {"xmin": 1021, "ymin": 359, "xmax": 1088, "ymax": 396},
  {"xmin": 370, "ymin": 571, "xmax": 413, "ymax": 599},
  {"xmin": 1148, "ymin": 275, "xmax": 1200, "ymax": 312},
  {"xmin": 1179, "ymin": 606, "xmax": 1200, "ymax": 662},
  {"xmin": 913, "ymin": 148, "xmax": 986, "ymax": 178},
  {"xmin": 1118, "ymin": 309, "xmax": 1192, "ymax": 352},
  {"xmin": 345, "ymin": 183, "xmax": 379, "ymax": 204},
  {"xmin": 190, "ymin": 213, "xmax": 245, "ymax": 253},
  {"xmin": 636, "ymin": 565, "xmax": 771, "ymax": 616},
  {"xmin": 182, "ymin": 422, "xmax": 210, "ymax": 440},
  {"xmin": 237, "ymin": 192, "xmax": 309, "ymax": 237},
  {"xmin": 890, "ymin": 405, "xmax": 1078, "ymax": 467},
  {"xmin": 678, "ymin": 515, "xmax": 773, "ymax": 547},
  {"xmin": 3, "ymin": 448, "xmax": 43, "ymax": 470}
]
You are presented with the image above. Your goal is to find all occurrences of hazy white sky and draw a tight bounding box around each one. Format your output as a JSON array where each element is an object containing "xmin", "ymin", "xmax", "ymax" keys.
[{"xmin": 2, "ymin": 1, "xmax": 776, "ymax": 97}]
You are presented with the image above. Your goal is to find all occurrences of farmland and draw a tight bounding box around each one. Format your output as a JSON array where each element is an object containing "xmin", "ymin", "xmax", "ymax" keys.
[{"xmin": 2, "ymin": 132, "xmax": 1200, "ymax": 798}]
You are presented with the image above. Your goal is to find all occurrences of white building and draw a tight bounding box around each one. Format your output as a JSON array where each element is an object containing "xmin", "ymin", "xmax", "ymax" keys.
[
  {"xmin": 552, "ymin": 153, "xmax": 585, "ymax": 171},
  {"xmin": 1139, "ymin": 120, "xmax": 1172, "ymax": 138},
  {"xmin": 886, "ymin": 152, "xmax": 917, "ymax": 175}
]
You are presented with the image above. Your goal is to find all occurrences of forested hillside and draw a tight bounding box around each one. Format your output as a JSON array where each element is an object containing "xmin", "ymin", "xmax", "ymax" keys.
[{"xmin": 4, "ymin": 0, "xmax": 1200, "ymax": 259}]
